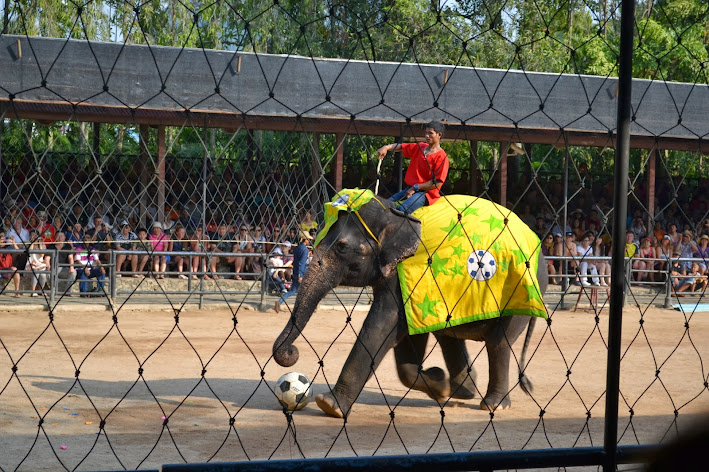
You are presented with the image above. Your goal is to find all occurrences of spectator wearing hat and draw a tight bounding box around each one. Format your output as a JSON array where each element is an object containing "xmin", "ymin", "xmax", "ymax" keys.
[
  {"xmin": 694, "ymin": 234, "xmax": 709, "ymax": 276},
  {"xmin": 113, "ymin": 221, "xmax": 138, "ymax": 278},
  {"xmin": 267, "ymin": 247, "xmax": 289, "ymax": 294},
  {"xmin": 275, "ymin": 230, "xmax": 311, "ymax": 313},
  {"xmin": 149, "ymin": 221, "xmax": 169, "ymax": 279},
  {"xmin": 655, "ymin": 234, "xmax": 673, "ymax": 277},
  {"xmin": 675, "ymin": 230, "xmax": 698, "ymax": 272}
]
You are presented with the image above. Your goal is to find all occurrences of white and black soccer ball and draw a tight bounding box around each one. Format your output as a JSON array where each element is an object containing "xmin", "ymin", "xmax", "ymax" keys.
[
  {"xmin": 467, "ymin": 249, "xmax": 497, "ymax": 281},
  {"xmin": 275, "ymin": 372, "xmax": 313, "ymax": 411}
]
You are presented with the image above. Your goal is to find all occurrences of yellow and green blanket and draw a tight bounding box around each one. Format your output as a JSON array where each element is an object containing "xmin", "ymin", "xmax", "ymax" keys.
[
  {"xmin": 399, "ymin": 195, "xmax": 547, "ymax": 334},
  {"xmin": 314, "ymin": 190, "xmax": 547, "ymax": 335}
]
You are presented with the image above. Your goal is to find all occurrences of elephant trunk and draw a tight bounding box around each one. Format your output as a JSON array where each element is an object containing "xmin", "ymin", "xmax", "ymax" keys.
[{"xmin": 273, "ymin": 253, "xmax": 338, "ymax": 367}]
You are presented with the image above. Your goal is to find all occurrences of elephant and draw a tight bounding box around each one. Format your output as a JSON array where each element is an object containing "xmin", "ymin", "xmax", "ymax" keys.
[{"xmin": 273, "ymin": 192, "xmax": 548, "ymax": 418}]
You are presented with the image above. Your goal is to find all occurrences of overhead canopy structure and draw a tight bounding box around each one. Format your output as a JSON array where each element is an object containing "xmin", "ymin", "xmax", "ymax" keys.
[{"xmin": 1, "ymin": 34, "xmax": 707, "ymax": 151}]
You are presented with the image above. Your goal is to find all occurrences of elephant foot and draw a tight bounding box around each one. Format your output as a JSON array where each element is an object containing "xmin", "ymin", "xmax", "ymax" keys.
[
  {"xmin": 418, "ymin": 367, "xmax": 451, "ymax": 402},
  {"xmin": 450, "ymin": 377, "xmax": 476, "ymax": 400},
  {"xmin": 480, "ymin": 394, "xmax": 511, "ymax": 411},
  {"xmin": 315, "ymin": 392, "xmax": 344, "ymax": 418}
]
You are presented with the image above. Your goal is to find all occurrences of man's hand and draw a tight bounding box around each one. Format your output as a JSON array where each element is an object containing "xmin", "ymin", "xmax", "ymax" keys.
[{"xmin": 376, "ymin": 145, "xmax": 389, "ymax": 161}]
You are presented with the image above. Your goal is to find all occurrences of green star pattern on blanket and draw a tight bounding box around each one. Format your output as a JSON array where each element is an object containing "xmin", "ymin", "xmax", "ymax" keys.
[{"xmin": 398, "ymin": 195, "xmax": 547, "ymax": 335}]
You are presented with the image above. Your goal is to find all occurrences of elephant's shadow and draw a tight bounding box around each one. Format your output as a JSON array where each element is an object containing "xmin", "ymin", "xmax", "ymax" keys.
[{"xmin": 25, "ymin": 375, "xmax": 465, "ymax": 412}]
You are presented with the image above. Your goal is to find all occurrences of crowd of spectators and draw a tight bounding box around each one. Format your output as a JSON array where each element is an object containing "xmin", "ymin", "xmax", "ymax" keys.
[
  {"xmin": 0, "ymin": 193, "xmax": 319, "ymax": 298},
  {"xmin": 534, "ymin": 202, "xmax": 709, "ymax": 293}
]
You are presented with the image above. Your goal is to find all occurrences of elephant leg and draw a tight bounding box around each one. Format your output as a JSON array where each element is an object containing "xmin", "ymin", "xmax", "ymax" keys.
[
  {"xmin": 437, "ymin": 335, "xmax": 477, "ymax": 400},
  {"xmin": 394, "ymin": 333, "xmax": 450, "ymax": 402},
  {"xmin": 480, "ymin": 317, "xmax": 530, "ymax": 411},
  {"xmin": 315, "ymin": 285, "xmax": 407, "ymax": 418}
]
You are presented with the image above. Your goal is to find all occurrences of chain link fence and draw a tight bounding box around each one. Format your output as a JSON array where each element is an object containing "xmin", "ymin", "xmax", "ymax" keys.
[{"xmin": 1, "ymin": 0, "xmax": 709, "ymax": 470}]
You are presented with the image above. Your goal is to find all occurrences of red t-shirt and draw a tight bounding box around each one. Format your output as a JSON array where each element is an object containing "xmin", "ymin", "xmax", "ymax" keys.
[
  {"xmin": 39, "ymin": 223, "xmax": 56, "ymax": 244},
  {"xmin": 401, "ymin": 142, "xmax": 449, "ymax": 205},
  {"xmin": 0, "ymin": 253, "xmax": 13, "ymax": 271}
]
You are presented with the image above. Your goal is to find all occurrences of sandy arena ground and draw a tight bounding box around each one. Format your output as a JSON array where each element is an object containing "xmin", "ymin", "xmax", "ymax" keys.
[{"xmin": 0, "ymin": 302, "xmax": 708, "ymax": 471}]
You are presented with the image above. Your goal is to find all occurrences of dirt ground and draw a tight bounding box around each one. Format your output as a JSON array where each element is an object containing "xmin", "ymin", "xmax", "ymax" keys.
[{"xmin": 0, "ymin": 302, "xmax": 708, "ymax": 471}]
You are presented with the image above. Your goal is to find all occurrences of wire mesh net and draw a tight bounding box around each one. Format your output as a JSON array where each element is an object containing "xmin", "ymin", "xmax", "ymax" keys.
[{"xmin": 1, "ymin": 0, "xmax": 709, "ymax": 470}]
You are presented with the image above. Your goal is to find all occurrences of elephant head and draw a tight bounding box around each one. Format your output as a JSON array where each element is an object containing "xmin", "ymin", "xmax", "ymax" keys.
[{"xmin": 273, "ymin": 197, "xmax": 421, "ymax": 367}]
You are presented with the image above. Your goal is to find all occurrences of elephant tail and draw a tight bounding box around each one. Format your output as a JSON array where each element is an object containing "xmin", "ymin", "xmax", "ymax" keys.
[{"xmin": 518, "ymin": 316, "xmax": 537, "ymax": 396}]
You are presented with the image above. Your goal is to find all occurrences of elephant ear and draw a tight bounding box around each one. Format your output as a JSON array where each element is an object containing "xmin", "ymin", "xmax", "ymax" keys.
[{"xmin": 377, "ymin": 208, "xmax": 422, "ymax": 279}]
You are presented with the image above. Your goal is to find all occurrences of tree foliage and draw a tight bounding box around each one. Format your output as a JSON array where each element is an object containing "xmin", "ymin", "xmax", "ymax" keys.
[{"xmin": 2, "ymin": 0, "xmax": 708, "ymax": 186}]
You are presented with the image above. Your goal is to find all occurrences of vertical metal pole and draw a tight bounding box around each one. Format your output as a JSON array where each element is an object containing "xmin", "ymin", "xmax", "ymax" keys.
[
  {"xmin": 395, "ymin": 132, "xmax": 403, "ymax": 192},
  {"xmin": 199, "ymin": 122, "xmax": 208, "ymax": 309},
  {"xmin": 0, "ymin": 118, "xmax": 4, "ymax": 214},
  {"xmin": 110, "ymin": 249, "xmax": 117, "ymax": 304},
  {"xmin": 604, "ymin": 1, "xmax": 635, "ymax": 470},
  {"xmin": 157, "ymin": 126, "xmax": 166, "ymax": 226},
  {"xmin": 469, "ymin": 140, "xmax": 478, "ymax": 195},
  {"xmin": 560, "ymin": 137, "xmax": 570, "ymax": 306},
  {"xmin": 499, "ymin": 142, "xmax": 508, "ymax": 207},
  {"xmin": 334, "ymin": 133, "xmax": 344, "ymax": 192}
]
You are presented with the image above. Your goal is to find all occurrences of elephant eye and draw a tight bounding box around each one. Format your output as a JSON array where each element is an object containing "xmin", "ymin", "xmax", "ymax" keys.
[{"xmin": 334, "ymin": 239, "xmax": 348, "ymax": 253}]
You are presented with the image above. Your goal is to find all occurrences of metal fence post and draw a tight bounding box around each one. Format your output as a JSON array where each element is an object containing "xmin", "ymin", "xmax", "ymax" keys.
[
  {"xmin": 604, "ymin": 0, "xmax": 636, "ymax": 470},
  {"xmin": 110, "ymin": 250, "xmax": 117, "ymax": 303}
]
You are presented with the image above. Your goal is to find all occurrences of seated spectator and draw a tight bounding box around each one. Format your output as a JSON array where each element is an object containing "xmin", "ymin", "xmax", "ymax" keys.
[
  {"xmin": 250, "ymin": 225, "xmax": 267, "ymax": 275},
  {"xmin": 75, "ymin": 235, "xmax": 105, "ymax": 297},
  {"xmin": 148, "ymin": 222, "xmax": 169, "ymax": 279},
  {"xmin": 636, "ymin": 237, "xmax": 656, "ymax": 283},
  {"xmin": 134, "ymin": 227, "xmax": 151, "ymax": 278},
  {"xmin": 540, "ymin": 233, "xmax": 559, "ymax": 284},
  {"xmin": 689, "ymin": 262, "xmax": 708, "ymax": 293},
  {"xmin": 0, "ymin": 231, "xmax": 21, "ymax": 297},
  {"xmin": 113, "ymin": 221, "xmax": 138, "ymax": 277},
  {"xmin": 66, "ymin": 202, "xmax": 88, "ymax": 229},
  {"xmin": 533, "ymin": 215, "xmax": 547, "ymax": 239},
  {"xmin": 54, "ymin": 232, "xmax": 76, "ymax": 296},
  {"xmin": 591, "ymin": 232, "xmax": 610, "ymax": 286},
  {"xmin": 233, "ymin": 224, "xmax": 254, "ymax": 280},
  {"xmin": 698, "ymin": 218, "xmax": 709, "ymax": 239},
  {"xmin": 208, "ymin": 224, "xmax": 235, "ymax": 279},
  {"xmin": 560, "ymin": 232, "xmax": 578, "ymax": 286},
  {"xmin": 576, "ymin": 232, "xmax": 600, "ymax": 286},
  {"xmin": 170, "ymin": 225, "xmax": 191, "ymax": 279},
  {"xmin": 37, "ymin": 210, "xmax": 55, "ymax": 244},
  {"xmin": 67, "ymin": 223, "xmax": 84, "ymax": 245},
  {"xmin": 267, "ymin": 247, "xmax": 290, "ymax": 294},
  {"xmin": 299, "ymin": 209, "xmax": 318, "ymax": 234},
  {"xmin": 652, "ymin": 221, "xmax": 666, "ymax": 245},
  {"xmin": 669, "ymin": 251, "xmax": 687, "ymax": 294},
  {"xmin": 655, "ymin": 234, "xmax": 673, "ymax": 277},
  {"xmin": 666, "ymin": 223, "xmax": 680, "ymax": 247},
  {"xmin": 87, "ymin": 216, "xmax": 113, "ymax": 263},
  {"xmin": 7, "ymin": 217, "xmax": 30, "ymax": 273},
  {"xmin": 26, "ymin": 230, "xmax": 50, "ymax": 297},
  {"xmin": 190, "ymin": 227, "xmax": 210, "ymax": 280},
  {"xmin": 694, "ymin": 234, "xmax": 709, "ymax": 276},
  {"xmin": 629, "ymin": 216, "xmax": 647, "ymax": 243},
  {"xmin": 676, "ymin": 230, "xmax": 698, "ymax": 272}
]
